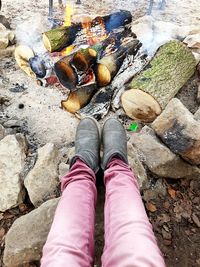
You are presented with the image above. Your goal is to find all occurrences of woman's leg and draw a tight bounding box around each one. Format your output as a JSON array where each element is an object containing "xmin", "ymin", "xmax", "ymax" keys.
[
  {"xmin": 102, "ymin": 158, "xmax": 165, "ymax": 267},
  {"xmin": 41, "ymin": 159, "xmax": 97, "ymax": 267}
]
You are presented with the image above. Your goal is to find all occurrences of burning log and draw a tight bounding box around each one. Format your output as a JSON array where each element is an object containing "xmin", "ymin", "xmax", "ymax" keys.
[
  {"xmin": 54, "ymin": 56, "xmax": 78, "ymax": 90},
  {"xmin": 122, "ymin": 41, "xmax": 196, "ymax": 122},
  {"xmin": 71, "ymin": 47, "xmax": 97, "ymax": 71},
  {"xmin": 55, "ymin": 35, "xmax": 141, "ymax": 91},
  {"xmin": 77, "ymin": 52, "xmax": 148, "ymax": 120},
  {"xmin": 61, "ymin": 69, "xmax": 97, "ymax": 113},
  {"xmin": 95, "ymin": 39, "xmax": 141, "ymax": 87},
  {"xmin": 76, "ymin": 85, "xmax": 113, "ymax": 120},
  {"xmin": 42, "ymin": 10, "xmax": 132, "ymax": 52}
]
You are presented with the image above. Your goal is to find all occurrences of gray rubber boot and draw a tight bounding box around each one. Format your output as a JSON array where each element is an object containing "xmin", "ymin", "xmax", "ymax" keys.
[
  {"xmin": 101, "ymin": 118, "xmax": 128, "ymax": 170},
  {"xmin": 70, "ymin": 117, "xmax": 100, "ymax": 173}
]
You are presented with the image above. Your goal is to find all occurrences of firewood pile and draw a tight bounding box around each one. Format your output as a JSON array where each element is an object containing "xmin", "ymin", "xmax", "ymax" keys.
[{"xmin": 12, "ymin": 9, "xmax": 197, "ymax": 122}]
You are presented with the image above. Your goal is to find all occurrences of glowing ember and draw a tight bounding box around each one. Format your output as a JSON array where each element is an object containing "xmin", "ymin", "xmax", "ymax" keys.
[
  {"xmin": 82, "ymin": 16, "xmax": 107, "ymax": 46},
  {"xmin": 62, "ymin": 4, "xmax": 74, "ymax": 55}
]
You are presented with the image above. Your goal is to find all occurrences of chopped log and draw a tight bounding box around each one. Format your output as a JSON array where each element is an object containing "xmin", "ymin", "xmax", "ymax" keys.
[
  {"xmin": 152, "ymin": 98, "xmax": 200, "ymax": 165},
  {"xmin": 112, "ymin": 53, "xmax": 151, "ymax": 110},
  {"xmin": 61, "ymin": 80, "xmax": 97, "ymax": 113},
  {"xmin": 15, "ymin": 45, "xmax": 36, "ymax": 78},
  {"xmin": 43, "ymin": 10, "xmax": 132, "ymax": 52},
  {"xmin": 122, "ymin": 41, "xmax": 196, "ymax": 122},
  {"xmin": 54, "ymin": 56, "xmax": 78, "ymax": 90},
  {"xmin": 122, "ymin": 89, "xmax": 161, "ymax": 122},
  {"xmin": 55, "ymin": 33, "xmax": 141, "ymax": 90},
  {"xmin": 71, "ymin": 48, "xmax": 97, "ymax": 71},
  {"xmin": 95, "ymin": 39, "xmax": 141, "ymax": 87}
]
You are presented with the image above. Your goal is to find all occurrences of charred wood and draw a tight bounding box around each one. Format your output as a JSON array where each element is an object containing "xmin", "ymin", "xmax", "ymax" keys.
[{"xmin": 43, "ymin": 10, "xmax": 132, "ymax": 52}]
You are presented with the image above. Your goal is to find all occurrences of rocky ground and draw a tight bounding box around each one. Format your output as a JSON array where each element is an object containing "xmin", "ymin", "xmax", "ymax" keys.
[{"xmin": 1, "ymin": 0, "xmax": 200, "ymax": 266}]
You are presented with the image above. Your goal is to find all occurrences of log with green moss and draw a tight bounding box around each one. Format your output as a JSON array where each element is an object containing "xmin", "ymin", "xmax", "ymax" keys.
[{"xmin": 121, "ymin": 40, "xmax": 196, "ymax": 122}]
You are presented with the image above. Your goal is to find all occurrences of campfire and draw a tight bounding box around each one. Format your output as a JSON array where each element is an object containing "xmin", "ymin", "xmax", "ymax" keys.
[{"xmin": 14, "ymin": 4, "xmax": 197, "ymax": 122}]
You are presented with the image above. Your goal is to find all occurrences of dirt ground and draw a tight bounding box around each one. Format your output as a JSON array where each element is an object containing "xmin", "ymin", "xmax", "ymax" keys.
[{"xmin": 1, "ymin": 0, "xmax": 200, "ymax": 267}]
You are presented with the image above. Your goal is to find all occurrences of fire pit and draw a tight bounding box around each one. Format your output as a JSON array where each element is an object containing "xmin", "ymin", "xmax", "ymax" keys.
[{"xmin": 14, "ymin": 3, "xmax": 197, "ymax": 123}]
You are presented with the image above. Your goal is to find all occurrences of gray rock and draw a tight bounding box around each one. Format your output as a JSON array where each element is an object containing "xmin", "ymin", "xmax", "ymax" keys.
[
  {"xmin": 0, "ymin": 135, "xmax": 26, "ymax": 211},
  {"xmin": 194, "ymin": 107, "xmax": 200, "ymax": 121},
  {"xmin": 143, "ymin": 179, "xmax": 167, "ymax": 202},
  {"xmin": 152, "ymin": 98, "xmax": 200, "ymax": 165},
  {"xmin": 59, "ymin": 162, "xmax": 69, "ymax": 180},
  {"xmin": 3, "ymin": 198, "xmax": 60, "ymax": 267},
  {"xmin": 130, "ymin": 126, "xmax": 200, "ymax": 179},
  {"xmin": 3, "ymin": 119, "xmax": 23, "ymax": 128},
  {"xmin": 197, "ymin": 84, "xmax": 200, "ymax": 104},
  {"xmin": 24, "ymin": 143, "xmax": 60, "ymax": 207},
  {"xmin": 127, "ymin": 141, "xmax": 148, "ymax": 190},
  {"xmin": 0, "ymin": 124, "xmax": 6, "ymax": 140}
]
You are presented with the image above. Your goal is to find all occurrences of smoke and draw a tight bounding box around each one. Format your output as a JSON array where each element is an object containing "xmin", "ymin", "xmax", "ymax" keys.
[
  {"xmin": 15, "ymin": 14, "xmax": 50, "ymax": 55},
  {"xmin": 131, "ymin": 16, "xmax": 200, "ymax": 56}
]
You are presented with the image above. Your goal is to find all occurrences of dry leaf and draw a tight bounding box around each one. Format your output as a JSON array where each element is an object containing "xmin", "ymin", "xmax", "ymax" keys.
[
  {"xmin": 146, "ymin": 202, "xmax": 157, "ymax": 212},
  {"xmin": 168, "ymin": 188, "xmax": 176, "ymax": 199}
]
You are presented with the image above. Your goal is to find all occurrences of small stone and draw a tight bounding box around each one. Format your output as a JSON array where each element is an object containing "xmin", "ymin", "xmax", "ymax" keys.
[
  {"xmin": 0, "ymin": 124, "xmax": 6, "ymax": 140},
  {"xmin": 18, "ymin": 103, "xmax": 24, "ymax": 109},
  {"xmin": 24, "ymin": 143, "xmax": 60, "ymax": 207},
  {"xmin": 3, "ymin": 119, "xmax": 23, "ymax": 128},
  {"xmin": 3, "ymin": 198, "xmax": 59, "ymax": 267},
  {"xmin": 58, "ymin": 162, "xmax": 69, "ymax": 180},
  {"xmin": 197, "ymin": 84, "xmax": 200, "ymax": 104},
  {"xmin": 127, "ymin": 141, "xmax": 148, "ymax": 191}
]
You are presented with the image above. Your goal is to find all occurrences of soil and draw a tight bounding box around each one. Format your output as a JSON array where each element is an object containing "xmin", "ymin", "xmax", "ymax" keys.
[{"xmin": 1, "ymin": 0, "xmax": 200, "ymax": 267}]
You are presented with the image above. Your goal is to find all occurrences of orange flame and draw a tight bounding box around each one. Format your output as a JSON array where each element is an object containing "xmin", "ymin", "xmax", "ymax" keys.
[
  {"xmin": 62, "ymin": 4, "xmax": 74, "ymax": 55},
  {"xmin": 82, "ymin": 16, "xmax": 107, "ymax": 46}
]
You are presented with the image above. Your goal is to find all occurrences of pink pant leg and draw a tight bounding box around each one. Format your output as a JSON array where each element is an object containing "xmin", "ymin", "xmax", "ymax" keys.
[
  {"xmin": 102, "ymin": 158, "xmax": 166, "ymax": 267},
  {"xmin": 41, "ymin": 159, "xmax": 97, "ymax": 267}
]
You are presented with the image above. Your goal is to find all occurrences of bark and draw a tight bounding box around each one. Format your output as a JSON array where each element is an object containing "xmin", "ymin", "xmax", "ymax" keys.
[
  {"xmin": 43, "ymin": 10, "xmax": 132, "ymax": 52},
  {"xmin": 123, "ymin": 41, "xmax": 196, "ymax": 122}
]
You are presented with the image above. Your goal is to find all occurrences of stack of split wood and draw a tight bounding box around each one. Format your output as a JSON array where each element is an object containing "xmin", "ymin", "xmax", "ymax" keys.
[{"xmin": 41, "ymin": 10, "xmax": 143, "ymax": 113}]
